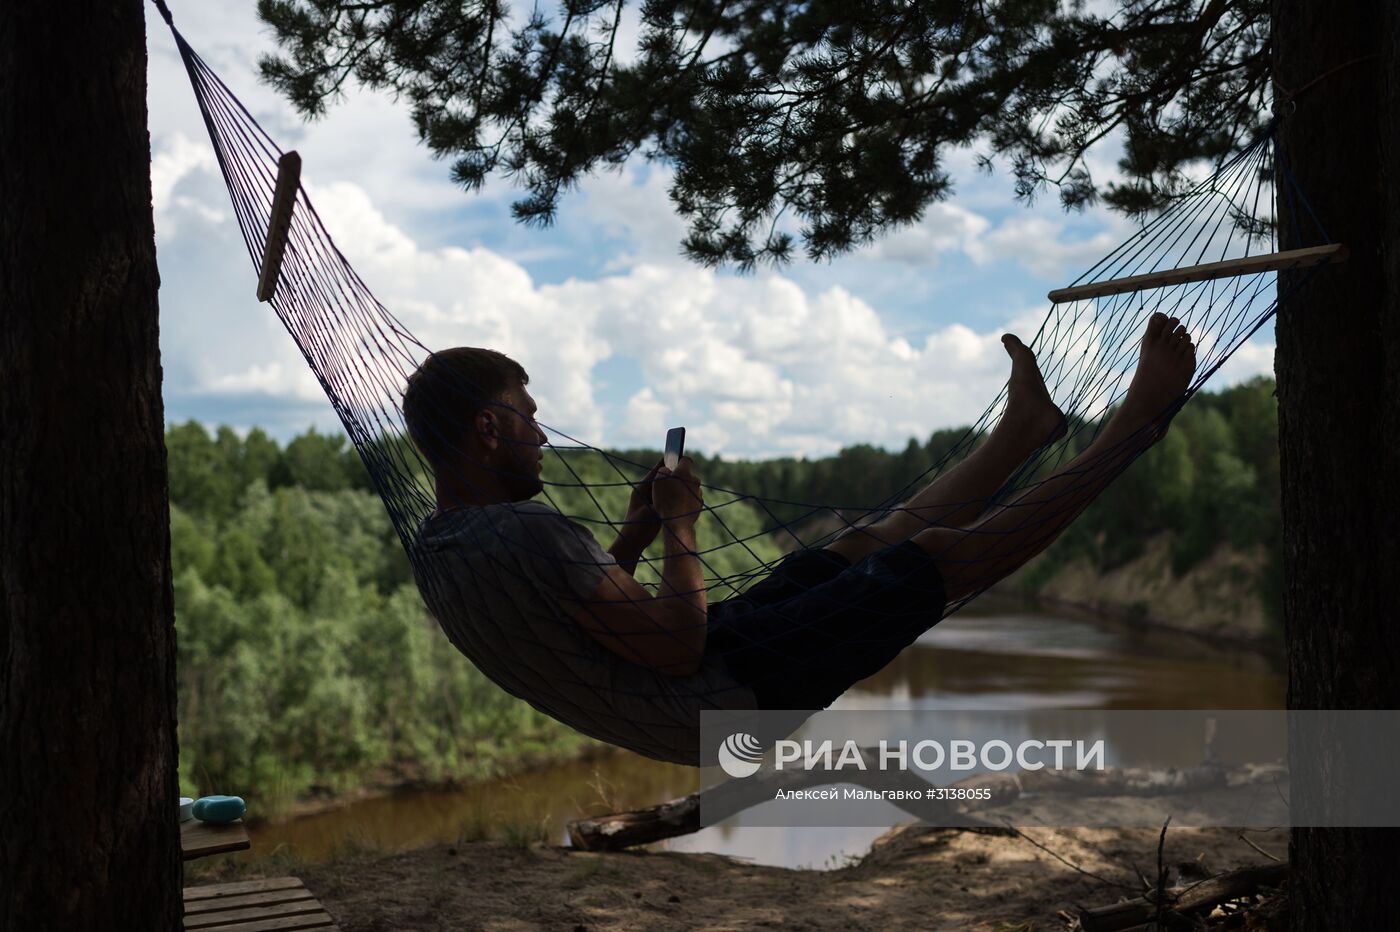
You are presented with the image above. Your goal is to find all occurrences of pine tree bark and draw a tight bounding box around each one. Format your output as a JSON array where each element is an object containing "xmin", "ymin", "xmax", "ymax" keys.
[
  {"xmin": 0, "ymin": 2, "xmax": 181, "ymax": 929},
  {"xmin": 1274, "ymin": 1, "xmax": 1400, "ymax": 928}
]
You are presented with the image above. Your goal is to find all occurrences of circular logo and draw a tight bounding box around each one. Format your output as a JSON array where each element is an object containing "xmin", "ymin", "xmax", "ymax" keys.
[{"xmin": 717, "ymin": 732, "xmax": 765, "ymax": 778}]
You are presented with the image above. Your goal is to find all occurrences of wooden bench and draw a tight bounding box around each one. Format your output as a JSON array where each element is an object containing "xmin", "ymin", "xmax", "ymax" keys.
[
  {"xmin": 182, "ymin": 817, "xmax": 252, "ymax": 861},
  {"xmin": 183, "ymin": 876, "xmax": 340, "ymax": 931}
]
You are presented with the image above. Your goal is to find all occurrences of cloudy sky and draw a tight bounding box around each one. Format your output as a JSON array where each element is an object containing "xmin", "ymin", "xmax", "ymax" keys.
[{"xmin": 145, "ymin": 1, "xmax": 1275, "ymax": 460}]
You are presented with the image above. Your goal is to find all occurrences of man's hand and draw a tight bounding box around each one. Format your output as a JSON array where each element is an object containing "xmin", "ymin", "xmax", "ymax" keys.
[
  {"xmin": 608, "ymin": 459, "xmax": 663, "ymax": 573},
  {"xmin": 622, "ymin": 458, "xmax": 663, "ymax": 541},
  {"xmin": 653, "ymin": 456, "xmax": 704, "ymax": 535}
]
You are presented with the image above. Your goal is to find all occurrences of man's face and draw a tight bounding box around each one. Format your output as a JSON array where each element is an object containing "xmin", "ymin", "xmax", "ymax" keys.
[{"xmin": 490, "ymin": 384, "xmax": 546, "ymax": 500}]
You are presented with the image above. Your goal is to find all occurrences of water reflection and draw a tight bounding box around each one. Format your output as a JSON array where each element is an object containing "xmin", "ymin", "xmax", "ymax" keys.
[{"xmin": 247, "ymin": 608, "xmax": 1282, "ymax": 869}]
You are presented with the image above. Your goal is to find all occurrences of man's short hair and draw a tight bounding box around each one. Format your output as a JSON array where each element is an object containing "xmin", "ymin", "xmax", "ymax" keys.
[{"xmin": 403, "ymin": 347, "xmax": 529, "ymax": 468}]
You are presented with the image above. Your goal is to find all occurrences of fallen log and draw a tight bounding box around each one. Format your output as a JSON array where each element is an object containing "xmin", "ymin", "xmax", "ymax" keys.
[
  {"xmin": 1077, "ymin": 863, "xmax": 1288, "ymax": 932},
  {"xmin": 567, "ymin": 795, "xmax": 701, "ymax": 852}
]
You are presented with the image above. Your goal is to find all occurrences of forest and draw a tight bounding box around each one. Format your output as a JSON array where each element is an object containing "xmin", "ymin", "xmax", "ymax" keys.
[{"xmin": 170, "ymin": 376, "xmax": 1281, "ymax": 812}]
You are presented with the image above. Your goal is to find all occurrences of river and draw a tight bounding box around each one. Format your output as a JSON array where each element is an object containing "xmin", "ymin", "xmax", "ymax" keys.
[{"xmin": 246, "ymin": 605, "xmax": 1282, "ymax": 870}]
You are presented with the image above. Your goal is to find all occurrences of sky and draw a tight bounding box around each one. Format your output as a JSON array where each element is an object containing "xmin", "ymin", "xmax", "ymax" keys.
[{"xmin": 145, "ymin": 1, "xmax": 1276, "ymax": 461}]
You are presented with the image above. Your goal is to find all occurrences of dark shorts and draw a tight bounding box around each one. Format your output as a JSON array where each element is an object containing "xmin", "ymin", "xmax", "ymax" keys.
[{"xmin": 706, "ymin": 540, "xmax": 947, "ymax": 711}]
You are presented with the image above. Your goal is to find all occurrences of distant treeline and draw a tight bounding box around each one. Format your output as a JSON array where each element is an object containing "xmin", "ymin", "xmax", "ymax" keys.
[{"xmin": 168, "ymin": 376, "xmax": 1280, "ymax": 809}]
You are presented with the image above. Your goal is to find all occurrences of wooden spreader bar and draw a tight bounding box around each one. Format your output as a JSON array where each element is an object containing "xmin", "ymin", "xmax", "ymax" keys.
[
  {"xmin": 1047, "ymin": 243, "xmax": 1348, "ymax": 304},
  {"xmin": 257, "ymin": 150, "xmax": 302, "ymax": 302}
]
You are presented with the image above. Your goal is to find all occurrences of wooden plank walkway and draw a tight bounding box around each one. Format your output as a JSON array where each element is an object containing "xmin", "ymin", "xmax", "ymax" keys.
[{"xmin": 183, "ymin": 877, "xmax": 339, "ymax": 931}]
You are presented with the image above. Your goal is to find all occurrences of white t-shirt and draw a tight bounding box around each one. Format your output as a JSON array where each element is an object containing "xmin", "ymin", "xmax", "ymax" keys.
[{"xmin": 411, "ymin": 501, "xmax": 756, "ymax": 765}]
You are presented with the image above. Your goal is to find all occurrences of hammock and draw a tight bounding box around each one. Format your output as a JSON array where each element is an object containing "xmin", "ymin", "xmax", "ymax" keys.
[{"xmin": 152, "ymin": 2, "xmax": 1339, "ymax": 766}]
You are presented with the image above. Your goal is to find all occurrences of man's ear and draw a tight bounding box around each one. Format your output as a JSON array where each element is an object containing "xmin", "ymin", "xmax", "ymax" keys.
[{"xmin": 474, "ymin": 407, "xmax": 501, "ymax": 450}]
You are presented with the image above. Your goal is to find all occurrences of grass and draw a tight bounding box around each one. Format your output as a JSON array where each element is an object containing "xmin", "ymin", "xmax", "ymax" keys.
[
  {"xmin": 453, "ymin": 808, "xmax": 496, "ymax": 844},
  {"xmin": 499, "ymin": 810, "xmax": 554, "ymax": 849},
  {"xmin": 257, "ymin": 761, "xmax": 308, "ymax": 823},
  {"xmin": 451, "ymin": 803, "xmax": 556, "ymax": 848},
  {"xmin": 327, "ymin": 823, "xmax": 389, "ymax": 861},
  {"xmin": 803, "ymin": 851, "xmax": 863, "ymax": 870}
]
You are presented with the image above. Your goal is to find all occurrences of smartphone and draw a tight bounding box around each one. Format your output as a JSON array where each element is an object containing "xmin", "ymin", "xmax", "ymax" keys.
[{"xmin": 664, "ymin": 426, "xmax": 686, "ymax": 471}]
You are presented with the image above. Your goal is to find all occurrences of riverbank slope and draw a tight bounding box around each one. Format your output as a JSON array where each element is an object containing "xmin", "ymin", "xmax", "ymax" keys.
[{"xmin": 1003, "ymin": 536, "xmax": 1279, "ymax": 651}]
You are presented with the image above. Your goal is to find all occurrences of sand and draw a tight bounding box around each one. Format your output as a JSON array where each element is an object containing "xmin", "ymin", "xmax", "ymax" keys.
[{"xmin": 189, "ymin": 819, "xmax": 1286, "ymax": 931}]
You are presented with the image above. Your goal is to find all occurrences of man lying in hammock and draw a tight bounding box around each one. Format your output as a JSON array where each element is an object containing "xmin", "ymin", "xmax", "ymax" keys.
[{"xmin": 405, "ymin": 312, "xmax": 1196, "ymax": 766}]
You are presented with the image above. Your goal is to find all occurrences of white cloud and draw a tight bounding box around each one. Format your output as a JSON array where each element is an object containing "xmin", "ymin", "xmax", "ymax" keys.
[
  {"xmin": 570, "ymin": 162, "xmax": 695, "ymax": 270},
  {"xmin": 156, "ymin": 159, "xmax": 1043, "ymax": 457},
  {"xmin": 150, "ymin": 132, "xmax": 221, "ymax": 231},
  {"xmin": 980, "ymin": 216, "xmax": 1128, "ymax": 279},
  {"xmin": 619, "ymin": 388, "xmax": 670, "ymax": 447},
  {"xmin": 307, "ymin": 180, "xmax": 613, "ymax": 442},
  {"xmin": 565, "ymin": 151, "xmax": 1134, "ymax": 286},
  {"xmin": 199, "ymin": 362, "xmax": 322, "ymax": 401},
  {"xmin": 825, "ymin": 186, "xmax": 1135, "ymax": 285},
  {"xmin": 1210, "ymin": 336, "xmax": 1274, "ymax": 386},
  {"xmin": 869, "ymin": 203, "xmax": 992, "ymax": 266}
]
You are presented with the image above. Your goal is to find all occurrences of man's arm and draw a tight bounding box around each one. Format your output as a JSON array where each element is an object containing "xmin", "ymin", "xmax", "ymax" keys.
[
  {"xmin": 606, "ymin": 533, "xmax": 649, "ymax": 576},
  {"xmin": 567, "ymin": 458, "xmax": 708, "ymax": 676}
]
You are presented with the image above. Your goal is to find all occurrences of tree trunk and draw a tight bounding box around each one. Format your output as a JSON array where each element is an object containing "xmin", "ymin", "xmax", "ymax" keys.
[
  {"xmin": 0, "ymin": 1, "xmax": 181, "ymax": 929},
  {"xmin": 1274, "ymin": 1, "xmax": 1400, "ymax": 928}
]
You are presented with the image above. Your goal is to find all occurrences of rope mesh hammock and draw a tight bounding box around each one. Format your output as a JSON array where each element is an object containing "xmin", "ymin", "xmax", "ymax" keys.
[{"xmin": 154, "ymin": 2, "xmax": 1337, "ymax": 765}]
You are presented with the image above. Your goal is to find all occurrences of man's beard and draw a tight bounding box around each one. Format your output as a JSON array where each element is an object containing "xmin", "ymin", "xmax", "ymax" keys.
[{"xmin": 506, "ymin": 470, "xmax": 544, "ymax": 501}]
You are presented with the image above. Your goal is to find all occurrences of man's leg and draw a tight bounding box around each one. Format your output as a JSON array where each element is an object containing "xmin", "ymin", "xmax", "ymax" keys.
[
  {"xmin": 914, "ymin": 312, "xmax": 1197, "ymax": 600},
  {"xmin": 825, "ymin": 334, "xmax": 1067, "ymax": 564}
]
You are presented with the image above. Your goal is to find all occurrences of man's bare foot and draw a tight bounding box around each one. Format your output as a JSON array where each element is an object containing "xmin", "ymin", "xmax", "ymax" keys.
[
  {"xmin": 1001, "ymin": 334, "xmax": 1067, "ymax": 446},
  {"xmin": 1107, "ymin": 312, "xmax": 1197, "ymax": 443}
]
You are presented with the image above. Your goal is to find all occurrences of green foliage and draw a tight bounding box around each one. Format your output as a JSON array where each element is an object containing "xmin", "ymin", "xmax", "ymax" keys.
[
  {"xmin": 257, "ymin": 0, "xmax": 1270, "ymax": 269},
  {"xmin": 169, "ymin": 422, "xmax": 592, "ymax": 814},
  {"xmin": 1025, "ymin": 377, "xmax": 1281, "ymax": 612},
  {"xmin": 274, "ymin": 427, "xmax": 369, "ymax": 492}
]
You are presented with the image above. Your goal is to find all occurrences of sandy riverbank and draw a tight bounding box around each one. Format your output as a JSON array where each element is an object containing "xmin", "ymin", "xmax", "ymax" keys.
[{"xmin": 189, "ymin": 815, "xmax": 1285, "ymax": 931}]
